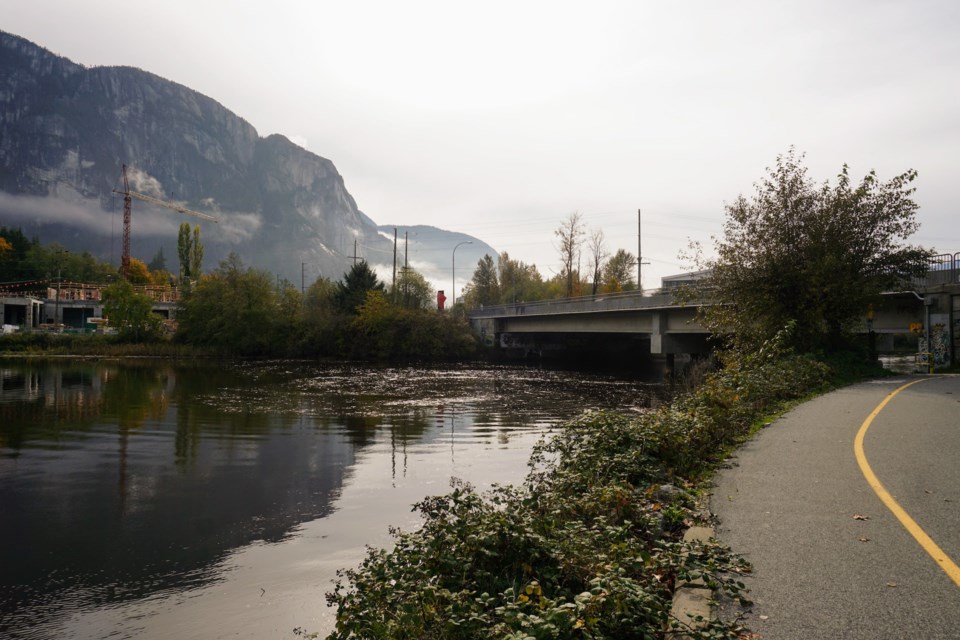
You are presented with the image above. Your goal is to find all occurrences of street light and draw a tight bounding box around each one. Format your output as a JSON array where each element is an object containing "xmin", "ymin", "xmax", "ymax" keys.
[{"xmin": 452, "ymin": 241, "xmax": 473, "ymax": 306}]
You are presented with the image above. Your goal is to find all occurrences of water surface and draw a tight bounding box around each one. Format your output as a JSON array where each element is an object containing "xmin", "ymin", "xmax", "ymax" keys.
[{"xmin": 0, "ymin": 359, "xmax": 657, "ymax": 639}]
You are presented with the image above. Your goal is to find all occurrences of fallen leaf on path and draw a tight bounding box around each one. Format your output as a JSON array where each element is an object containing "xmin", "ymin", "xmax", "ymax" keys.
[
  {"xmin": 858, "ymin": 537, "xmax": 870, "ymax": 542},
  {"xmin": 853, "ymin": 514, "xmax": 870, "ymax": 520},
  {"xmin": 924, "ymin": 490, "xmax": 932, "ymax": 494},
  {"xmin": 886, "ymin": 582, "xmax": 897, "ymax": 588},
  {"xmin": 759, "ymin": 615, "xmax": 769, "ymax": 621}
]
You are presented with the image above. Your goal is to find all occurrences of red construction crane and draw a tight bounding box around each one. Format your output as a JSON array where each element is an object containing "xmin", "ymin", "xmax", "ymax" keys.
[{"xmin": 113, "ymin": 164, "xmax": 219, "ymax": 277}]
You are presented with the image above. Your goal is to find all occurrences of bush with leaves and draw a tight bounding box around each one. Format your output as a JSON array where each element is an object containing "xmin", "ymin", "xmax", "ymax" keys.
[
  {"xmin": 688, "ymin": 148, "xmax": 931, "ymax": 354},
  {"xmin": 102, "ymin": 279, "xmax": 164, "ymax": 342},
  {"xmin": 176, "ymin": 253, "xmax": 300, "ymax": 356},
  {"xmin": 326, "ymin": 478, "xmax": 749, "ymax": 640},
  {"xmin": 342, "ymin": 291, "xmax": 478, "ymax": 361}
]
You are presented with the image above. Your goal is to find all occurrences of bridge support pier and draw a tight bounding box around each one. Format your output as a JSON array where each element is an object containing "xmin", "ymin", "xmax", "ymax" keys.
[{"xmin": 665, "ymin": 353, "xmax": 676, "ymax": 380}]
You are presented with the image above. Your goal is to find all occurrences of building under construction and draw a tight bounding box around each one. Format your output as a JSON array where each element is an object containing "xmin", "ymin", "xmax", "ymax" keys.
[{"xmin": 0, "ymin": 282, "xmax": 181, "ymax": 333}]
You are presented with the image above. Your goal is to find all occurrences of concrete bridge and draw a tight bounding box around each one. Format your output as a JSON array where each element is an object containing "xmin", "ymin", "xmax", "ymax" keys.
[
  {"xmin": 469, "ymin": 290, "xmax": 707, "ymax": 361},
  {"xmin": 468, "ymin": 253, "xmax": 960, "ymax": 370}
]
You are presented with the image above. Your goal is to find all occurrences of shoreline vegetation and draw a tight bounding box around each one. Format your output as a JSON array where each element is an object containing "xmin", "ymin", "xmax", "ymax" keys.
[{"xmin": 319, "ymin": 337, "xmax": 884, "ymax": 640}]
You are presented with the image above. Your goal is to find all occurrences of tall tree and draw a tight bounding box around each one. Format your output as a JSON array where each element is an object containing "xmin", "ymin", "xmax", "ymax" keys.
[
  {"xmin": 694, "ymin": 148, "xmax": 931, "ymax": 353},
  {"xmin": 177, "ymin": 223, "xmax": 192, "ymax": 281},
  {"xmin": 587, "ymin": 228, "xmax": 608, "ymax": 295},
  {"xmin": 190, "ymin": 225, "xmax": 204, "ymax": 278},
  {"xmin": 465, "ymin": 254, "xmax": 500, "ymax": 308},
  {"xmin": 554, "ymin": 212, "xmax": 585, "ymax": 297}
]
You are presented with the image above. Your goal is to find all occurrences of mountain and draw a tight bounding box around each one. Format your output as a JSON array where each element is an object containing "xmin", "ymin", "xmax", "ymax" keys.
[{"xmin": 0, "ymin": 31, "xmax": 491, "ymax": 286}]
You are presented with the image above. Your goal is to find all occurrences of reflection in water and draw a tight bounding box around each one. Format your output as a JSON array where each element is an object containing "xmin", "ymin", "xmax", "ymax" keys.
[{"xmin": 0, "ymin": 360, "xmax": 658, "ymax": 639}]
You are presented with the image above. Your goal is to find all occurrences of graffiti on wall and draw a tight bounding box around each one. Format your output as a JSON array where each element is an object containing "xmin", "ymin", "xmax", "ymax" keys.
[{"xmin": 918, "ymin": 323, "xmax": 950, "ymax": 366}]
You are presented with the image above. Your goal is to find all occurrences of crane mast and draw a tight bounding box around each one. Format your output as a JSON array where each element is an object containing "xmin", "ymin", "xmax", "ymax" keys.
[
  {"xmin": 121, "ymin": 166, "xmax": 132, "ymax": 276},
  {"xmin": 113, "ymin": 164, "xmax": 219, "ymax": 278}
]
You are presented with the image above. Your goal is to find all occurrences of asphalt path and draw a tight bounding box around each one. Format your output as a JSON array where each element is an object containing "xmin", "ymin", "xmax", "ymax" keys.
[{"xmin": 712, "ymin": 375, "xmax": 960, "ymax": 639}]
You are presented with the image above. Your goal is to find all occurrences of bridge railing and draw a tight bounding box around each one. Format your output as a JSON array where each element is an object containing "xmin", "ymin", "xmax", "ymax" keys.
[
  {"xmin": 471, "ymin": 254, "xmax": 957, "ymax": 320},
  {"xmin": 467, "ymin": 288, "xmax": 681, "ymax": 318},
  {"xmin": 910, "ymin": 253, "xmax": 958, "ymax": 288}
]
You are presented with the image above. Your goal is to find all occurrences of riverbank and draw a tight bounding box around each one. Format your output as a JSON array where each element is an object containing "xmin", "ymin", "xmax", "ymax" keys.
[
  {"xmin": 0, "ymin": 333, "xmax": 221, "ymax": 358},
  {"xmin": 322, "ymin": 347, "xmax": 883, "ymax": 639}
]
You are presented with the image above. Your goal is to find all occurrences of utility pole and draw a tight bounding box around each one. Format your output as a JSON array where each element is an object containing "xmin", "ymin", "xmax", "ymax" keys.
[
  {"xmin": 637, "ymin": 208, "xmax": 650, "ymax": 293},
  {"xmin": 403, "ymin": 231, "xmax": 409, "ymax": 308},
  {"xmin": 452, "ymin": 241, "xmax": 472, "ymax": 306},
  {"xmin": 55, "ymin": 268, "xmax": 62, "ymax": 326},
  {"xmin": 392, "ymin": 228, "xmax": 398, "ymax": 302},
  {"xmin": 349, "ymin": 239, "xmax": 359, "ymax": 266},
  {"xmin": 637, "ymin": 208, "xmax": 642, "ymax": 291},
  {"xmin": 301, "ymin": 262, "xmax": 306, "ymax": 295}
]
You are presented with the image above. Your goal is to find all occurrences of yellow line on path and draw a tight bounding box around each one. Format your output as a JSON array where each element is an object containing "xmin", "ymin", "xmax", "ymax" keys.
[{"xmin": 854, "ymin": 378, "xmax": 960, "ymax": 588}]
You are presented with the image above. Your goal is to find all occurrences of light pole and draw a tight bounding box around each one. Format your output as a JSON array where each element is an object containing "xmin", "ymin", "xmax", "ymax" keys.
[{"xmin": 452, "ymin": 241, "xmax": 472, "ymax": 306}]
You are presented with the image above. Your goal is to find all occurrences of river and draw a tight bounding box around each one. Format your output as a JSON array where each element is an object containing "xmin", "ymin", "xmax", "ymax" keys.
[{"xmin": 0, "ymin": 359, "xmax": 660, "ymax": 639}]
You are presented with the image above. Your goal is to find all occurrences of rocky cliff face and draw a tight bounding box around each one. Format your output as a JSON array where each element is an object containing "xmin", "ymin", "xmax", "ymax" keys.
[{"xmin": 0, "ymin": 31, "xmax": 390, "ymax": 282}]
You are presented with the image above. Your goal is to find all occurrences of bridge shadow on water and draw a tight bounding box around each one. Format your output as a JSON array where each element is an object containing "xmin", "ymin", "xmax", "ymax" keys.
[{"xmin": 489, "ymin": 332, "xmax": 676, "ymax": 384}]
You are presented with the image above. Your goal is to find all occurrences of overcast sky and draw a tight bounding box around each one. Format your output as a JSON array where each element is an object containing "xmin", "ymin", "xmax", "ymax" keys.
[{"xmin": 6, "ymin": 0, "xmax": 959, "ymax": 287}]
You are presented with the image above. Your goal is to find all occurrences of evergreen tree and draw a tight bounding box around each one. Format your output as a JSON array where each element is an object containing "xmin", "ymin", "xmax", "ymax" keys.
[
  {"xmin": 335, "ymin": 261, "xmax": 385, "ymax": 313},
  {"xmin": 148, "ymin": 246, "xmax": 167, "ymax": 272}
]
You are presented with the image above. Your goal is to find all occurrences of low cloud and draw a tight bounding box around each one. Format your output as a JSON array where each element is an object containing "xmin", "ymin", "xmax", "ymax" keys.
[
  {"xmin": 0, "ymin": 192, "xmax": 109, "ymax": 232},
  {"xmin": 217, "ymin": 211, "xmax": 262, "ymax": 244},
  {"xmin": 125, "ymin": 166, "xmax": 165, "ymax": 198},
  {"xmin": 0, "ymin": 192, "xmax": 262, "ymax": 245}
]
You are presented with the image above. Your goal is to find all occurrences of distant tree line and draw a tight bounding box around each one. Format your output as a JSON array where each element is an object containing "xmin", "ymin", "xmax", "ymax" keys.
[
  {"xmin": 0, "ymin": 227, "xmax": 118, "ymax": 287},
  {"xmin": 0, "ymin": 225, "xmax": 204, "ymax": 291},
  {"xmin": 174, "ymin": 256, "xmax": 477, "ymax": 359},
  {"xmin": 460, "ymin": 214, "xmax": 639, "ymax": 309}
]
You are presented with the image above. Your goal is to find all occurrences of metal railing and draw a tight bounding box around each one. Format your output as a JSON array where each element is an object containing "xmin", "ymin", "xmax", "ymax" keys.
[
  {"xmin": 910, "ymin": 253, "xmax": 958, "ymax": 288},
  {"xmin": 467, "ymin": 288, "xmax": 682, "ymax": 318}
]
